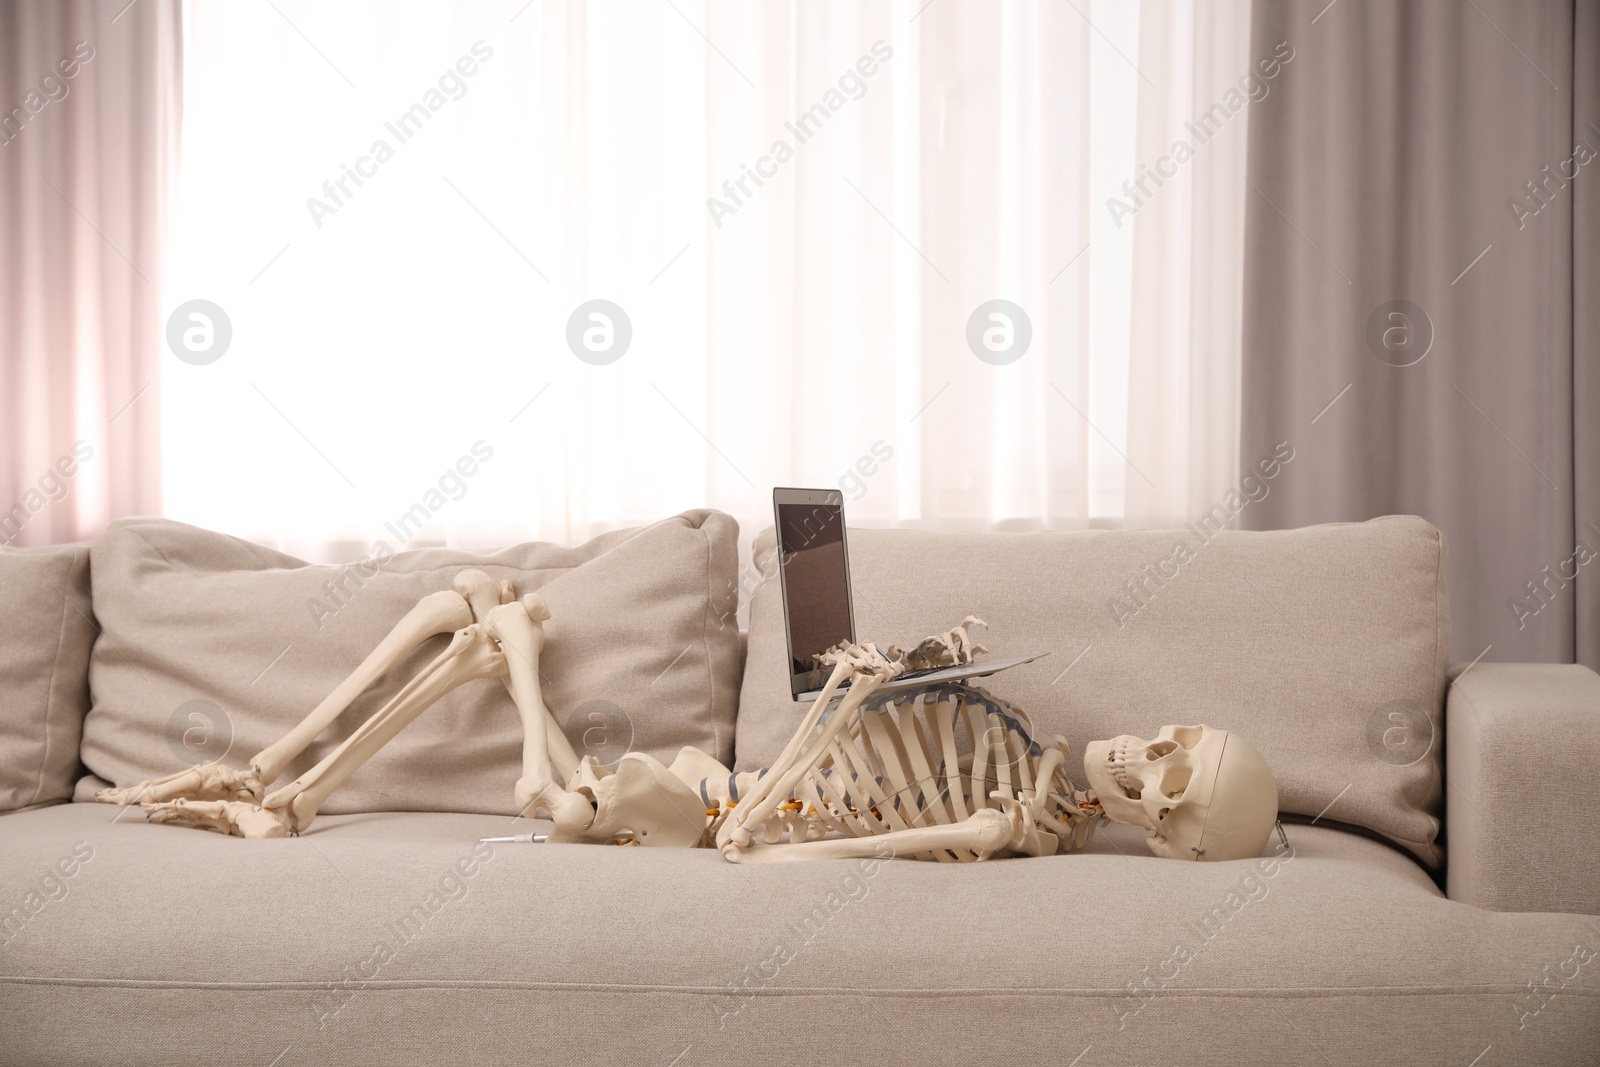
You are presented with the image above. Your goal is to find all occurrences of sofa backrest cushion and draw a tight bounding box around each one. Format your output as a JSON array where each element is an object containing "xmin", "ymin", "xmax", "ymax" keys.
[
  {"xmin": 0, "ymin": 543, "xmax": 94, "ymax": 813},
  {"xmin": 735, "ymin": 516, "xmax": 1450, "ymax": 867},
  {"xmin": 79, "ymin": 512, "xmax": 740, "ymax": 816}
]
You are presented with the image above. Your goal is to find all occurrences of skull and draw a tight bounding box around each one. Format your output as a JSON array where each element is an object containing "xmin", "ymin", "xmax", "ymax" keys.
[{"xmin": 1083, "ymin": 725, "xmax": 1277, "ymax": 862}]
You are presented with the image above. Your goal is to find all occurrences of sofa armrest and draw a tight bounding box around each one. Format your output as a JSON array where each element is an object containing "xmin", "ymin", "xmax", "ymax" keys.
[{"xmin": 1446, "ymin": 663, "xmax": 1600, "ymax": 915}]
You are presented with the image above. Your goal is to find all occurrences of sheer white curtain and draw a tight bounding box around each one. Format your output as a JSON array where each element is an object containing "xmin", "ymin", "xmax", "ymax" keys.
[
  {"xmin": 1, "ymin": 0, "xmax": 180, "ymax": 547},
  {"xmin": 162, "ymin": 0, "xmax": 1249, "ymax": 562}
]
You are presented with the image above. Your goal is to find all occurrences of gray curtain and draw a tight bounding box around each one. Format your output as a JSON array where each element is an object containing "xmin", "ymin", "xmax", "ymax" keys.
[{"xmin": 1240, "ymin": 0, "xmax": 1599, "ymax": 668}]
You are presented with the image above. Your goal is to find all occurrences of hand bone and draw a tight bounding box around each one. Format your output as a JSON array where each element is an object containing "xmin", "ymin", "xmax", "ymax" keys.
[
  {"xmin": 816, "ymin": 640, "xmax": 902, "ymax": 679},
  {"xmin": 886, "ymin": 616, "xmax": 988, "ymax": 671}
]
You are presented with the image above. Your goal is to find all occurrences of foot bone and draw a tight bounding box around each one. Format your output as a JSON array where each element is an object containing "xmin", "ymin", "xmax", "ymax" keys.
[
  {"xmin": 142, "ymin": 798, "xmax": 293, "ymax": 839},
  {"xmin": 97, "ymin": 762, "xmax": 265, "ymax": 807}
]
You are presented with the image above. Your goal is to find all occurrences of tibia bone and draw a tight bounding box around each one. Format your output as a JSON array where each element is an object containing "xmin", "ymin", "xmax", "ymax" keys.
[
  {"xmin": 262, "ymin": 624, "xmax": 506, "ymax": 834},
  {"xmin": 249, "ymin": 588, "xmax": 473, "ymax": 784}
]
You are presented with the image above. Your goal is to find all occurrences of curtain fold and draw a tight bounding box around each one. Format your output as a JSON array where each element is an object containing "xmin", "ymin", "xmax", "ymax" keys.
[
  {"xmin": 1239, "ymin": 0, "xmax": 1596, "ymax": 666},
  {"xmin": 1123, "ymin": 0, "xmax": 1251, "ymax": 528},
  {"xmin": 0, "ymin": 0, "xmax": 179, "ymax": 547},
  {"xmin": 160, "ymin": 0, "xmax": 1252, "ymax": 566},
  {"xmin": 1574, "ymin": 0, "xmax": 1600, "ymax": 670}
]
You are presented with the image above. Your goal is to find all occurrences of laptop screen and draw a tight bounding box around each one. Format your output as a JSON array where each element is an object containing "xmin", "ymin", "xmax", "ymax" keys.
[{"xmin": 776, "ymin": 494, "xmax": 854, "ymax": 690}]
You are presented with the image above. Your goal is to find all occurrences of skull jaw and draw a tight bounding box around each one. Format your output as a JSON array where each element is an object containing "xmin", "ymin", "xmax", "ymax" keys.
[
  {"xmin": 1084, "ymin": 731, "xmax": 1213, "ymax": 860},
  {"xmin": 1141, "ymin": 807, "xmax": 1208, "ymax": 859},
  {"xmin": 1083, "ymin": 737, "xmax": 1153, "ymax": 829},
  {"xmin": 1088, "ymin": 726, "xmax": 1279, "ymax": 862}
]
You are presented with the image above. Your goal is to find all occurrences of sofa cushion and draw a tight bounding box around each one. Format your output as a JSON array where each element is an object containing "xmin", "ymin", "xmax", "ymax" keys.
[
  {"xmin": 78, "ymin": 512, "xmax": 740, "ymax": 816},
  {"xmin": 0, "ymin": 544, "xmax": 94, "ymax": 813},
  {"xmin": 1, "ymin": 803, "xmax": 1594, "ymax": 1066},
  {"xmin": 737, "ymin": 516, "xmax": 1450, "ymax": 867}
]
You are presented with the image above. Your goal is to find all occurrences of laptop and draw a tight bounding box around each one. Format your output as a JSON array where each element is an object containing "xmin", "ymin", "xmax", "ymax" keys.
[{"xmin": 773, "ymin": 487, "xmax": 1047, "ymax": 701}]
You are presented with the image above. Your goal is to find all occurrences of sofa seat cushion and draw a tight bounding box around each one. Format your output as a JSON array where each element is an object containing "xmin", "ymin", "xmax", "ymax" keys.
[
  {"xmin": 2, "ymin": 804, "xmax": 1594, "ymax": 1066},
  {"xmin": 79, "ymin": 512, "xmax": 740, "ymax": 817},
  {"xmin": 737, "ymin": 516, "xmax": 1451, "ymax": 867}
]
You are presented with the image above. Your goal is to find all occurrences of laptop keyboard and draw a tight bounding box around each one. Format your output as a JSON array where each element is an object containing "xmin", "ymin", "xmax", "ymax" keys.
[{"xmin": 837, "ymin": 664, "xmax": 945, "ymax": 689}]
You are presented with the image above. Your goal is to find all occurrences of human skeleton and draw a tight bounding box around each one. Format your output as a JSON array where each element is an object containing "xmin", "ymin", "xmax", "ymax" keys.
[{"xmin": 100, "ymin": 570, "xmax": 1274, "ymax": 863}]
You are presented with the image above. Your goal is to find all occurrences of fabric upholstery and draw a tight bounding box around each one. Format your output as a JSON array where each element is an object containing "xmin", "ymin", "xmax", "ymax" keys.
[
  {"xmin": 1, "ymin": 803, "xmax": 1595, "ymax": 1066},
  {"xmin": 736, "ymin": 516, "xmax": 1451, "ymax": 866},
  {"xmin": 0, "ymin": 544, "xmax": 94, "ymax": 813},
  {"xmin": 78, "ymin": 513, "xmax": 740, "ymax": 816},
  {"xmin": 1446, "ymin": 662, "xmax": 1600, "ymax": 915}
]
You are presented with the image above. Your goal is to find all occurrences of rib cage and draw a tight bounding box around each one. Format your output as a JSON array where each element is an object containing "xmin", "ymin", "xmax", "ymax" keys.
[{"xmin": 739, "ymin": 683, "xmax": 1104, "ymax": 861}]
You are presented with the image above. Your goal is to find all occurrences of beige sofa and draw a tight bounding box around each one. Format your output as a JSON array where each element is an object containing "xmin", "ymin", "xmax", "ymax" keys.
[{"xmin": 2, "ymin": 513, "xmax": 1597, "ymax": 1066}]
